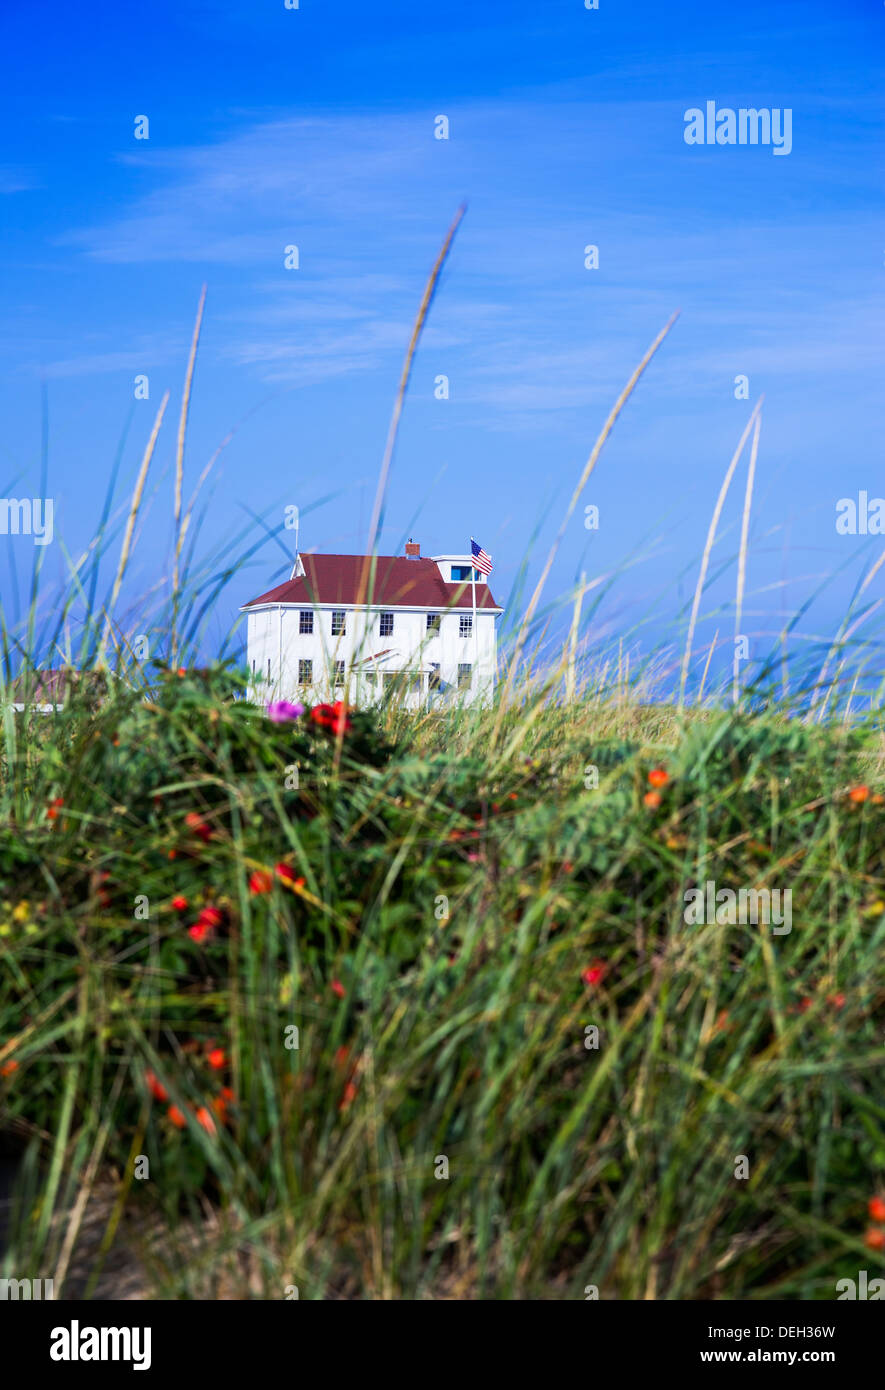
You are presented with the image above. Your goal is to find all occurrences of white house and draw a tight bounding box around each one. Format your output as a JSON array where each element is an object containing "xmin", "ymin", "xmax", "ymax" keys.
[{"xmin": 241, "ymin": 541, "xmax": 503, "ymax": 710}]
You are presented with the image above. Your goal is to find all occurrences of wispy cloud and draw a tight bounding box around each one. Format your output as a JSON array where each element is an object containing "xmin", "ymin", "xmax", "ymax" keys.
[
  {"xmin": 0, "ymin": 167, "xmax": 39, "ymax": 194},
  {"xmin": 51, "ymin": 98, "xmax": 885, "ymax": 408}
]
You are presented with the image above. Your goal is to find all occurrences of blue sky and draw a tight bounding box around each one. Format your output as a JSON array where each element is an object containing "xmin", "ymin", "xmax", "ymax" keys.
[{"xmin": 1, "ymin": 0, "xmax": 883, "ymax": 689}]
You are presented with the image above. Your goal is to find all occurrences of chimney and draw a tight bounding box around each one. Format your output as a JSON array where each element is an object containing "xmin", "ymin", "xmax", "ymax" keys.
[{"xmin": 405, "ymin": 539, "xmax": 420, "ymax": 559}]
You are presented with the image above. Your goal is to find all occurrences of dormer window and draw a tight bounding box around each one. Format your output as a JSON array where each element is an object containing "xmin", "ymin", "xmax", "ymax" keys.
[{"xmin": 451, "ymin": 564, "xmax": 477, "ymax": 582}]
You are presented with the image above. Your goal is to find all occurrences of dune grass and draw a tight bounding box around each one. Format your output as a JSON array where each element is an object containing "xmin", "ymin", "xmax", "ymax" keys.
[{"xmin": 0, "ymin": 659, "xmax": 883, "ymax": 1300}]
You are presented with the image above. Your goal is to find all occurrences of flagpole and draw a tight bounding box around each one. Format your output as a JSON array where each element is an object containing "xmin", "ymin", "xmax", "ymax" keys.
[{"xmin": 470, "ymin": 536, "xmax": 477, "ymax": 700}]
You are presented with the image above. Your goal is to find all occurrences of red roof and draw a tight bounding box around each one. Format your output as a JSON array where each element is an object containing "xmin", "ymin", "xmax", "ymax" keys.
[{"xmin": 242, "ymin": 554, "xmax": 502, "ymax": 611}]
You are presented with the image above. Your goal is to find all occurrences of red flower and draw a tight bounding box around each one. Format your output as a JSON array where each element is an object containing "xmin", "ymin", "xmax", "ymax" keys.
[
  {"xmin": 331, "ymin": 978, "xmax": 346, "ymax": 999},
  {"xmin": 339, "ymin": 1080, "xmax": 358, "ymax": 1112},
  {"xmin": 864, "ymin": 1227, "xmax": 885, "ymax": 1251},
  {"xmin": 145, "ymin": 1069, "xmax": 168, "ymax": 1103},
  {"xmin": 849, "ymin": 785, "xmax": 869, "ymax": 803},
  {"xmin": 171, "ymin": 895, "xmax": 189, "ymax": 912},
  {"xmin": 207, "ymin": 1047, "xmax": 226, "ymax": 1071},
  {"xmin": 828, "ymin": 992, "xmax": 846, "ymax": 1011},
  {"xmin": 0, "ymin": 1060, "xmax": 19, "ymax": 1077},
  {"xmin": 868, "ymin": 1195, "xmax": 885, "ymax": 1224},
  {"xmin": 648, "ymin": 768, "xmax": 669, "ymax": 788},
  {"xmin": 310, "ymin": 701, "xmax": 352, "ymax": 735},
  {"xmin": 167, "ymin": 1105, "xmax": 187, "ymax": 1129},
  {"xmin": 581, "ymin": 960, "xmax": 607, "ymax": 988},
  {"xmin": 184, "ymin": 811, "xmax": 213, "ymax": 842},
  {"xmin": 46, "ymin": 796, "xmax": 64, "ymax": 821},
  {"xmin": 196, "ymin": 905, "xmax": 223, "ymax": 929},
  {"xmin": 248, "ymin": 869, "xmax": 273, "ymax": 895},
  {"xmin": 188, "ymin": 922, "xmax": 211, "ymax": 943},
  {"xmin": 275, "ymin": 863, "xmax": 305, "ymax": 891}
]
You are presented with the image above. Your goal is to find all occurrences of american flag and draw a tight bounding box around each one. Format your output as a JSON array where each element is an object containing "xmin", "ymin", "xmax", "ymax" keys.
[{"xmin": 471, "ymin": 538, "xmax": 493, "ymax": 576}]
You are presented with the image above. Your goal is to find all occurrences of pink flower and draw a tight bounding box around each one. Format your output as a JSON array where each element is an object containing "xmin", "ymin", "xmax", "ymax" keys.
[{"xmin": 266, "ymin": 700, "xmax": 305, "ymax": 723}]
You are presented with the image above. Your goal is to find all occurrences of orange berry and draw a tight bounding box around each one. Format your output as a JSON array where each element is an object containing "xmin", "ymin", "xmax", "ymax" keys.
[
  {"xmin": 167, "ymin": 1105, "xmax": 187, "ymax": 1128},
  {"xmin": 864, "ymin": 1227, "xmax": 885, "ymax": 1250},
  {"xmin": 145, "ymin": 1069, "xmax": 168, "ymax": 1103},
  {"xmin": 207, "ymin": 1047, "xmax": 226, "ymax": 1071},
  {"xmin": 195, "ymin": 1106, "xmax": 216, "ymax": 1135},
  {"xmin": 849, "ymin": 785, "xmax": 869, "ymax": 803},
  {"xmin": 868, "ymin": 1196, "xmax": 885, "ymax": 1223},
  {"xmin": 648, "ymin": 768, "xmax": 669, "ymax": 788},
  {"xmin": 1, "ymin": 1060, "xmax": 19, "ymax": 1077},
  {"xmin": 643, "ymin": 790, "xmax": 662, "ymax": 809},
  {"xmin": 248, "ymin": 869, "xmax": 273, "ymax": 895}
]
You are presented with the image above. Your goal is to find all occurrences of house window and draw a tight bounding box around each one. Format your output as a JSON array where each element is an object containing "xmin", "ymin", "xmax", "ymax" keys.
[
  {"xmin": 331, "ymin": 610, "xmax": 346, "ymax": 636},
  {"xmin": 379, "ymin": 611, "xmax": 394, "ymax": 637},
  {"xmin": 451, "ymin": 564, "xmax": 478, "ymax": 582},
  {"xmin": 299, "ymin": 610, "xmax": 313, "ymax": 634},
  {"xmin": 251, "ymin": 658, "xmax": 256, "ymax": 677},
  {"xmin": 426, "ymin": 613, "xmax": 441, "ymax": 633},
  {"xmin": 459, "ymin": 614, "xmax": 473, "ymax": 639},
  {"xmin": 266, "ymin": 658, "xmax": 272, "ymax": 682},
  {"xmin": 429, "ymin": 663, "xmax": 441, "ymax": 691},
  {"xmin": 298, "ymin": 659, "xmax": 312, "ymax": 685},
  {"xmin": 458, "ymin": 663, "xmax": 473, "ymax": 690},
  {"xmin": 364, "ymin": 671, "xmax": 376, "ymax": 688},
  {"xmin": 333, "ymin": 661, "xmax": 345, "ymax": 687}
]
